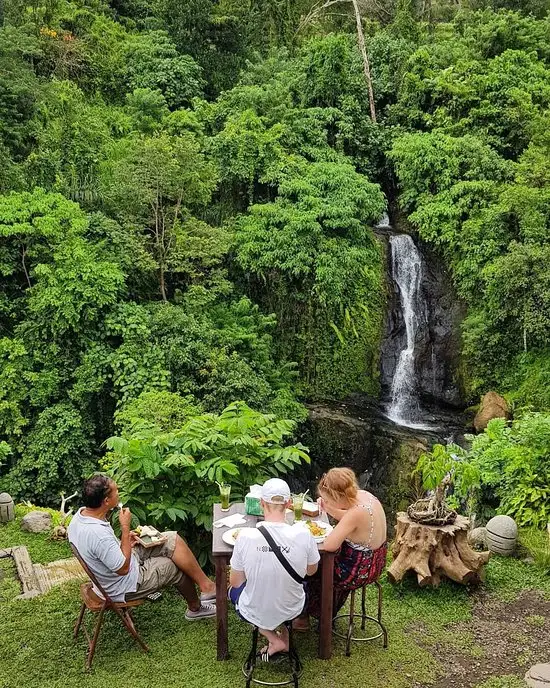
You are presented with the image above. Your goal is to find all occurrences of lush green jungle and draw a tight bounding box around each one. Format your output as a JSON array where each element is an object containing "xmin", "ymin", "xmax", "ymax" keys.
[{"xmin": 0, "ymin": 0, "xmax": 549, "ymax": 550}]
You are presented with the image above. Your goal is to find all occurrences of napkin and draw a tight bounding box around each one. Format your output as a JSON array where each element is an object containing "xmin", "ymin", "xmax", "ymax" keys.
[{"xmin": 213, "ymin": 513, "xmax": 247, "ymax": 528}]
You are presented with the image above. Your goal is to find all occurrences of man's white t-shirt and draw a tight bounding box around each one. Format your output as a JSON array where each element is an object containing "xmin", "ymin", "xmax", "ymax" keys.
[
  {"xmin": 68, "ymin": 508, "xmax": 139, "ymax": 602},
  {"xmin": 230, "ymin": 521, "xmax": 320, "ymax": 630}
]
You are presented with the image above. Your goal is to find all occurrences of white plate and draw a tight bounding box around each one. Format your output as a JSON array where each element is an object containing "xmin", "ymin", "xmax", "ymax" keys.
[
  {"xmin": 222, "ymin": 527, "xmax": 245, "ymax": 546},
  {"xmin": 294, "ymin": 520, "xmax": 333, "ymax": 543}
]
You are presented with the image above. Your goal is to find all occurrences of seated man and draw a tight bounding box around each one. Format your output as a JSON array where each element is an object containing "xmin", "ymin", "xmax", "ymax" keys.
[
  {"xmin": 68, "ymin": 474, "xmax": 216, "ymax": 620},
  {"xmin": 229, "ymin": 478, "xmax": 319, "ymax": 661}
]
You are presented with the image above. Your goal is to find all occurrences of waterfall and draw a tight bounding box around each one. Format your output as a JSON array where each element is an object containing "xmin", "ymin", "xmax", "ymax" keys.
[{"xmin": 386, "ymin": 234, "xmax": 428, "ymax": 428}]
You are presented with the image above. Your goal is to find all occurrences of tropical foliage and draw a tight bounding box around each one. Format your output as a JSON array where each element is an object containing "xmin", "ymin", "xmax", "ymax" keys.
[
  {"xmin": 417, "ymin": 414, "xmax": 550, "ymax": 528},
  {"xmin": 104, "ymin": 401, "xmax": 310, "ymax": 560},
  {"xmin": 0, "ymin": 0, "xmax": 549, "ymax": 522}
]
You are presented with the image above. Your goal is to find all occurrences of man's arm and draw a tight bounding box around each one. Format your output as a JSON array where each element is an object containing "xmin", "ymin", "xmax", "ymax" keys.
[
  {"xmin": 229, "ymin": 537, "xmax": 246, "ymax": 588},
  {"xmin": 306, "ymin": 562, "xmax": 318, "ymax": 576},
  {"xmin": 229, "ymin": 568, "xmax": 246, "ymax": 588},
  {"xmin": 115, "ymin": 507, "xmax": 133, "ymax": 576},
  {"xmin": 306, "ymin": 533, "xmax": 320, "ymax": 576}
]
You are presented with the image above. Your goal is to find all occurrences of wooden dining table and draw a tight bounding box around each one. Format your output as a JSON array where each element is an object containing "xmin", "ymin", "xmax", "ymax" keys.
[{"xmin": 212, "ymin": 502, "xmax": 336, "ymax": 660}]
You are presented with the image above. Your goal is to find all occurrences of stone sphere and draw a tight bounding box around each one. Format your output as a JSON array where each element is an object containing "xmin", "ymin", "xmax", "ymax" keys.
[{"xmin": 486, "ymin": 515, "xmax": 518, "ymax": 556}]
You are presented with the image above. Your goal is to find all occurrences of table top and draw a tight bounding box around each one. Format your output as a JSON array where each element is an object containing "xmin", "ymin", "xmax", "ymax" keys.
[{"xmin": 211, "ymin": 502, "xmax": 329, "ymax": 556}]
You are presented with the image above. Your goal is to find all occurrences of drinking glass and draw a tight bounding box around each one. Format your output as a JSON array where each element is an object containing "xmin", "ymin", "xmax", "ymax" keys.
[
  {"xmin": 292, "ymin": 494, "xmax": 304, "ymax": 521},
  {"xmin": 219, "ymin": 483, "xmax": 231, "ymax": 511}
]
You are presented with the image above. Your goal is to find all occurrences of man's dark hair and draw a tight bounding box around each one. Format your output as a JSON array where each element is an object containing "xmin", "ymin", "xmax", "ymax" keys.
[{"xmin": 82, "ymin": 475, "xmax": 113, "ymax": 509}]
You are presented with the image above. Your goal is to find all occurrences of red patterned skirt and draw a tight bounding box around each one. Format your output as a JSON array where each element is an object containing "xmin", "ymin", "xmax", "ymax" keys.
[{"xmin": 305, "ymin": 541, "xmax": 387, "ymax": 618}]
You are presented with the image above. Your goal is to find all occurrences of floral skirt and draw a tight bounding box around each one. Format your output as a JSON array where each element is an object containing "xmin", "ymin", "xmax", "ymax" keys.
[{"xmin": 305, "ymin": 541, "xmax": 387, "ymax": 618}]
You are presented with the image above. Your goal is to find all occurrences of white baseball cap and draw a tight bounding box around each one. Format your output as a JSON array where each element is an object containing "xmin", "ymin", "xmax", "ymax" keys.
[{"xmin": 261, "ymin": 478, "xmax": 291, "ymax": 504}]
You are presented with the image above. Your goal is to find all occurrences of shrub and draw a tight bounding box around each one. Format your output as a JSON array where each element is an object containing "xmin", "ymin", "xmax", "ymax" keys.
[{"xmin": 421, "ymin": 414, "xmax": 550, "ymax": 528}]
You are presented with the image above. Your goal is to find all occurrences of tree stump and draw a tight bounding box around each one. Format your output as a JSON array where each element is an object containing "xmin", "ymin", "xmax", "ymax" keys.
[{"xmin": 387, "ymin": 513, "xmax": 490, "ymax": 587}]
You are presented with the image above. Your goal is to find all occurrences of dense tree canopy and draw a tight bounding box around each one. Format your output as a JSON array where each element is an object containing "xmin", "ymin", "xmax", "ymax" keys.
[{"xmin": 0, "ymin": 0, "xmax": 549, "ymax": 506}]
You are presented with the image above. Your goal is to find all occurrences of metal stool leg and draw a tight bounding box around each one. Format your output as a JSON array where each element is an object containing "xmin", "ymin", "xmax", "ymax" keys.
[
  {"xmin": 346, "ymin": 590, "xmax": 356, "ymax": 657},
  {"xmin": 285, "ymin": 621, "xmax": 301, "ymax": 688},
  {"xmin": 244, "ymin": 626, "xmax": 259, "ymax": 688},
  {"xmin": 375, "ymin": 581, "xmax": 388, "ymax": 649},
  {"xmin": 361, "ymin": 585, "xmax": 367, "ymax": 631}
]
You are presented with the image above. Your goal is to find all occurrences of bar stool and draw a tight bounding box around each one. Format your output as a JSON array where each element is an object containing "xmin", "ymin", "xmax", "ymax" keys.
[
  {"xmin": 332, "ymin": 580, "xmax": 388, "ymax": 657},
  {"xmin": 242, "ymin": 620, "xmax": 303, "ymax": 688}
]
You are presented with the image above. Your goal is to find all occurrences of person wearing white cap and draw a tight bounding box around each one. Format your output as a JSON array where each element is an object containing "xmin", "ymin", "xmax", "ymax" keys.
[{"xmin": 228, "ymin": 478, "xmax": 320, "ymax": 661}]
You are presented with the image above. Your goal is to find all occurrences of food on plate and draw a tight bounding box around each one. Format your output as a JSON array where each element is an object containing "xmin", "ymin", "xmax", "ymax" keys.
[
  {"xmin": 305, "ymin": 520, "xmax": 326, "ymax": 537},
  {"xmin": 232, "ymin": 529, "xmax": 241, "ymax": 541}
]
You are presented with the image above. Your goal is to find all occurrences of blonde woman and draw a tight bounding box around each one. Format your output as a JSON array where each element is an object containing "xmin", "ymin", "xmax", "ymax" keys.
[{"xmin": 297, "ymin": 467, "xmax": 387, "ymax": 627}]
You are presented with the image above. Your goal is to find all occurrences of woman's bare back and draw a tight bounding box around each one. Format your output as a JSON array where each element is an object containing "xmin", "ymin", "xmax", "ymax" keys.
[{"xmin": 345, "ymin": 490, "xmax": 387, "ymax": 550}]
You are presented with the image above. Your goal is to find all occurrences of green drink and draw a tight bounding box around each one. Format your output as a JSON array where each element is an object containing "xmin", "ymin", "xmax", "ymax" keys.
[
  {"xmin": 219, "ymin": 483, "xmax": 231, "ymax": 511},
  {"xmin": 293, "ymin": 494, "xmax": 304, "ymax": 521}
]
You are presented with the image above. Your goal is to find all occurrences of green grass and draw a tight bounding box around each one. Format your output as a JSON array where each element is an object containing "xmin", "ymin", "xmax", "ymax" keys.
[
  {"xmin": 0, "ymin": 514, "xmax": 549, "ymax": 688},
  {"xmin": 474, "ymin": 677, "xmax": 527, "ymax": 688}
]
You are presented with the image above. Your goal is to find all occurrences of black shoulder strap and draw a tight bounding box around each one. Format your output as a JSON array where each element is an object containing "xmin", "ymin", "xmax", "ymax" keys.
[{"xmin": 257, "ymin": 525, "xmax": 304, "ymax": 585}]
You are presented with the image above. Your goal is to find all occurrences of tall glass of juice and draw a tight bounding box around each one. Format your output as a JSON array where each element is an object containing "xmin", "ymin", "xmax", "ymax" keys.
[
  {"xmin": 219, "ymin": 483, "xmax": 231, "ymax": 511},
  {"xmin": 293, "ymin": 494, "xmax": 304, "ymax": 521}
]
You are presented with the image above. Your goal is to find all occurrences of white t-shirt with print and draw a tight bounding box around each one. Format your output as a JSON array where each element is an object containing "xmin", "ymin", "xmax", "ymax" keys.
[{"xmin": 230, "ymin": 521, "xmax": 320, "ymax": 630}]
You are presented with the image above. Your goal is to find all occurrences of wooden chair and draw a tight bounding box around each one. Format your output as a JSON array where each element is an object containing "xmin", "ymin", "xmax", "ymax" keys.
[{"xmin": 70, "ymin": 543, "xmax": 149, "ymax": 670}]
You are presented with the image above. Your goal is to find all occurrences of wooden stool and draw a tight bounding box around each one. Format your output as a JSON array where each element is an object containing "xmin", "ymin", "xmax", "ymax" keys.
[
  {"xmin": 242, "ymin": 621, "xmax": 303, "ymax": 688},
  {"xmin": 332, "ymin": 580, "xmax": 388, "ymax": 657}
]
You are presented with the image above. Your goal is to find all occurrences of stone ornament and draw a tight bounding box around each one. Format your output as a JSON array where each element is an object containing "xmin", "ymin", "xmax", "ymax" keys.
[
  {"xmin": 21, "ymin": 510, "xmax": 52, "ymax": 533},
  {"xmin": 525, "ymin": 663, "xmax": 550, "ymax": 687},
  {"xmin": 485, "ymin": 514, "xmax": 518, "ymax": 556},
  {"xmin": 0, "ymin": 493, "xmax": 15, "ymax": 523},
  {"xmin": 468, "ymin": 526, "xmax": 488, "ymax": 548}
]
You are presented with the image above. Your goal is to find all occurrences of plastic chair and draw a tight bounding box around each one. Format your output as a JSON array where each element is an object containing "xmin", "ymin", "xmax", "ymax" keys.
[
  {"xmin": 332, "ymin": 579, "xmax": 388, "ymax": 657},
  {"xmin": 242, "ymin": 620, "xmax": 303, "ymax": 688},
  {"xmin": 70, "ymin": 543, "xmax": 149, "ymax": 670}
]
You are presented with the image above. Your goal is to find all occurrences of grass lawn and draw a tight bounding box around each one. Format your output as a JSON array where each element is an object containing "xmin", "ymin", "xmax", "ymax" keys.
[{"xmin": 1, "ymin": 512, "xmax": 549, "ymax": 688}]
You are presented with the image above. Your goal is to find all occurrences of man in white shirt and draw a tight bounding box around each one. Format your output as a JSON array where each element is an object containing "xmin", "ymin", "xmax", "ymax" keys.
[
  {"xmin": 68, "ymin": 474, "xmax": 216, "ymax": 619},
  {"xmin": 229, "ymin": 478, "xmax": 320, "ymax": 660}
]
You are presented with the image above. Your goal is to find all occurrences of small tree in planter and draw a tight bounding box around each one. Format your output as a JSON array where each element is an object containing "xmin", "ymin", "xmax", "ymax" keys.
[
  {"xmin": 387, "ymin": 444, "xmax": 489, "ymax": 588},
  {"xmin": 409, "ymin": 443, "xmax": 481, "ymax": 526}
]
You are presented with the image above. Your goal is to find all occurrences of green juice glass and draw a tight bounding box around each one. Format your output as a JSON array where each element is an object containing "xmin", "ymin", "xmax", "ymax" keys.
[
  {"xmin": 292, "ymin": 494, "xmax": 304, "ymax": 521},
  {"xmin": 219, "ymin": 483, "xmax": 231, "ymax": 511}
]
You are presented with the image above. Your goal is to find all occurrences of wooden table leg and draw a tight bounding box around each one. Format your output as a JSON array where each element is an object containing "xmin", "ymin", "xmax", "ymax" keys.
[
  {"xmin": 215, "ymin": 554, "xmax": 230, "ymax": 660},
  {"xmin": 318, "ymin": 551, "xmax": 335, "ymax": 659}
]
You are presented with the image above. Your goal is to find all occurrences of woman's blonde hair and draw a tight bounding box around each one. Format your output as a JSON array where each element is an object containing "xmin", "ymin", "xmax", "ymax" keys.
[{"xmin": 318, "ymin": 467, "xmax": 358, "ymax": 504}]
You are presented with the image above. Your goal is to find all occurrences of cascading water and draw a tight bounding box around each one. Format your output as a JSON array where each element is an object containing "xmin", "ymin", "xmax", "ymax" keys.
[{"xmin": 386, "ymin": 234, "xmax": 431, "ymax": 429}]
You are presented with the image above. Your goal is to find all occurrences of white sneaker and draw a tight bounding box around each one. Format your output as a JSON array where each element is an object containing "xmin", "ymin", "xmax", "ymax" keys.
[{"xmin": 185, "ymin": 603, "xmax": 217, "ymax": 620}]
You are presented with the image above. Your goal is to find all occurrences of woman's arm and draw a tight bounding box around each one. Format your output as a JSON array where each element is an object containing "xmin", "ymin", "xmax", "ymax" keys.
[
  {"xmin": 320, "ymin": 510, "xmax": 357, "ymax": 552},
  {"xmin": 319, "ymin": 497, "xmax": 349, "ymax": 522}
]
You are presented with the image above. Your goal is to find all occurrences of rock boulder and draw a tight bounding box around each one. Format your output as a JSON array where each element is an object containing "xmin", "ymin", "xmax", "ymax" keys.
[
  {"xmin": 473, "ymin": 391, "xmax": 511, "ymax": 432},
  {"xmin": 21, "ymin": 511, "xmax": 52, "ymax": 534},
  {"xmin": 525, "ymin": 664, "xmax": 550, "ymax": 687}
]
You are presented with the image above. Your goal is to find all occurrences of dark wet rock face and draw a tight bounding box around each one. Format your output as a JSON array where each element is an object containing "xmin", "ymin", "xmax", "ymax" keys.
[
  {"xmin": 294, "ymin": 396, "xmax": 467, "ymax": 525},
  {"xmin": 380, "ymin": 233, "xmax": 465, "ymax": 413}
]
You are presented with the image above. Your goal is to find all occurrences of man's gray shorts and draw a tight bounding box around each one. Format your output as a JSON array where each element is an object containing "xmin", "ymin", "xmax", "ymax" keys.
[{"xmin": 126, "ymin": 531, "xmax": 183, "ymax": 600}]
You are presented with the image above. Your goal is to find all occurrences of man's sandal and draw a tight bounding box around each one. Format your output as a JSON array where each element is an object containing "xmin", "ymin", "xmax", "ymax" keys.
[{"xmin": 256, "ymin": 648, "xmax": 288, "ymax": 664}]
